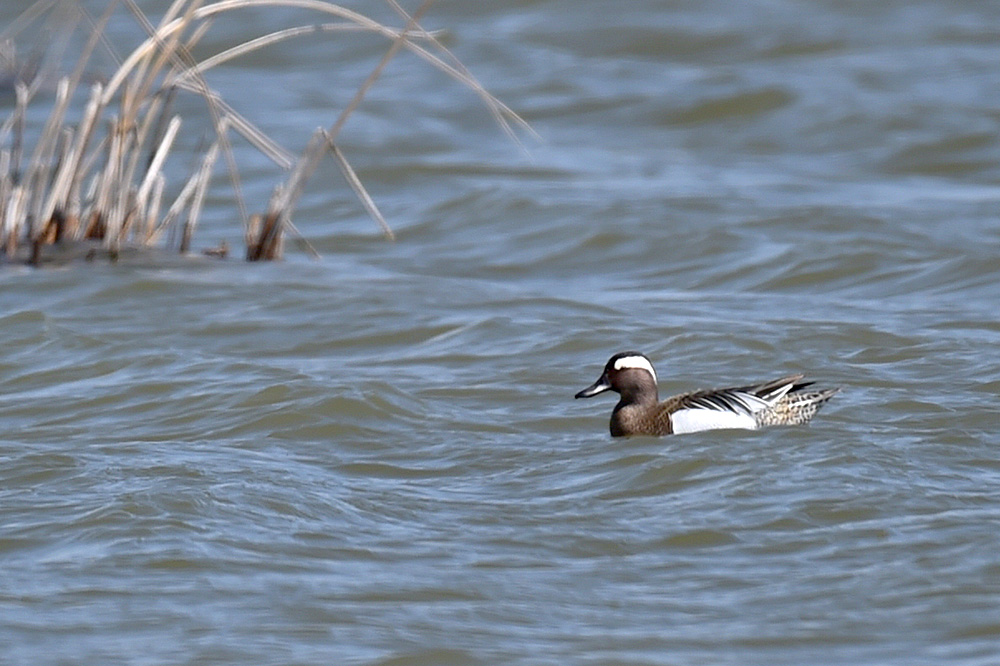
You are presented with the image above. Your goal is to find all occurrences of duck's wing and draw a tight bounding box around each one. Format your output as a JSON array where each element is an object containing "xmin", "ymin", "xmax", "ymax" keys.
[
  {"xmin": 662, "ymin": 375, "xmax": 805, "ymax": 434},
  {"xmin": 736, "ymin": 374, "xmax": 805, "ymax": 402}
]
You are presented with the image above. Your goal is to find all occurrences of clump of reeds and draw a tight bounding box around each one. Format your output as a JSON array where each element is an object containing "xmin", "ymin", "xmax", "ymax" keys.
[{"xmin": 0, "ymin": 0, "xmax": 529, "ymax": 265}]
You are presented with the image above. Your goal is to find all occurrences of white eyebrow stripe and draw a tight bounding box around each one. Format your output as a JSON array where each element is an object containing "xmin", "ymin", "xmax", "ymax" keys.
[{"xmin": 613, "ymin": 355, "xmax": 657, "ymax": 383}]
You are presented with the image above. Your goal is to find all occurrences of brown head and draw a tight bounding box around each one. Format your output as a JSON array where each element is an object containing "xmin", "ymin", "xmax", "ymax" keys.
[
  {"xmin": 575, "ymin": 351, "xmax": 665, "ymax": 436},
  {"xmin": 575, "ymin": 351, "xmax": 660, "ymax": 405}
]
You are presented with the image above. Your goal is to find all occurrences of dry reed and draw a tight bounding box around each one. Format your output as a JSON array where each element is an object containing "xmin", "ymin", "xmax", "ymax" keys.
[{"xmin": 0, "ymin": 0, "xmax": 530, "ymax": 265}]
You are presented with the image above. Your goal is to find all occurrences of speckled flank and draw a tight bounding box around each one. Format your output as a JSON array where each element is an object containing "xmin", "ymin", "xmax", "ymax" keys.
[{"xmin": 755, "ymin": 388, "xmax": 840, "ymax": 427}]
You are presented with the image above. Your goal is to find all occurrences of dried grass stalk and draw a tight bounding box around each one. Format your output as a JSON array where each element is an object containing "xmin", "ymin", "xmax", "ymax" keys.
[{"xmin": 1, "ymin": 0, "xmax": 530, "ymax": 265}]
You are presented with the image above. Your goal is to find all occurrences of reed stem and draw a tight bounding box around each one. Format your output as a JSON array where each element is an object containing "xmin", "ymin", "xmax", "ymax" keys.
[{"xmin": 1, "ymin": 0, "xmax": 529, "ymax": 265}]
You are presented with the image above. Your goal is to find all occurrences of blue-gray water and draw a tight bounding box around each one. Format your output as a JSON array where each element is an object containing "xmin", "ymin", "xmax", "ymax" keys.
[{"xmin": 2, "ymin": 1, "xmax": 999, "ymax": 664}]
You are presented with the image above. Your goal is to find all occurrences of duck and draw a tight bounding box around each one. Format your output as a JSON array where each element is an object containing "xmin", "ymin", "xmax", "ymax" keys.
[{"xmin": 575, "ymin": 351, "xmax": 838, "ymax": 437}]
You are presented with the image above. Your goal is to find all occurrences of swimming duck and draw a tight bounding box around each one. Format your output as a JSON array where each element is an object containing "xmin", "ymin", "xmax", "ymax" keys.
[{"xmin": 575, "ymin": 351, "xmax": 838, "ymax": 437}]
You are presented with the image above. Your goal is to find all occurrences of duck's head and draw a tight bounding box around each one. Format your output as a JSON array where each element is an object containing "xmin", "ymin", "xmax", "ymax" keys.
[{"xmin": 575, "ymin": 351, "xmax": 659, "ymax": 403}]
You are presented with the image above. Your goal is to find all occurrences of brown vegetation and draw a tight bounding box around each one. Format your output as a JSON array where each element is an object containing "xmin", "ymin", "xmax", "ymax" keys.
[{"xmin": 0, "ymin": 0, "xmax": 529, "ymax": 265}]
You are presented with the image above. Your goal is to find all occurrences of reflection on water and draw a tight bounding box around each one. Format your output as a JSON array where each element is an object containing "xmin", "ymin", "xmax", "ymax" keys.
[{"xmin": 2, "ymin": 1, "xmax": 999, "ymax": 664}]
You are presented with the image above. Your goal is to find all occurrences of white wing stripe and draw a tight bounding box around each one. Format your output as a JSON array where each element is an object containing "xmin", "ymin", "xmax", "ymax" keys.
[{"xmin": 689, "ymin": 390, "xmax": 770, "ymax": 415}]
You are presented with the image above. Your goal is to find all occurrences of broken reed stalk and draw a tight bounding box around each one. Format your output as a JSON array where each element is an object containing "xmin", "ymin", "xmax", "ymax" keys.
[
  {"xmin": 260, "ymin": 0, "xmax": 435, "ymax": 247},
  {"xmin": 1, "ymin": 0, "xmax": 530, "ymax": 265},
  {"xmin": 325, "ymin": 131, "xmax": 393, "ymax": 241}
]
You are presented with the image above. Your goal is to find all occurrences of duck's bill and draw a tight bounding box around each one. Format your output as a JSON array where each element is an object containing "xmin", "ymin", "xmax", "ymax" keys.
[{"xmin": 575, "ymin": 374, "xmax": 611, "ymax": 399}]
